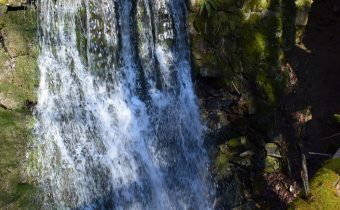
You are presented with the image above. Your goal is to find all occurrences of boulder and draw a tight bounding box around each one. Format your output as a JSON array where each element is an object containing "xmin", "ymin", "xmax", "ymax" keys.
[
  {"xmin": 264, "ymin": 143, "xmax": 282, "ymax": 173},
  {"xmin": 0, "ymin": 0, "xmax": 28, "ymax": 7},
  {"xmin": 1, "ymin": 27, "xmax": 29, "ymax": 58},
  {"xmin": 0, "ymin": 92, "xmax": 20, "ymax": 109},
  {"xmin": 289, "ymin": 158, "xmax": 340, "ymax": 209}
]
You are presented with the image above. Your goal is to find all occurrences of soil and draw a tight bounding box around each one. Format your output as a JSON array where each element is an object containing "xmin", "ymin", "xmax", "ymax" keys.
[{"xmin": 279, "ymin": 0, "xmax": 340, "ymax": 184}]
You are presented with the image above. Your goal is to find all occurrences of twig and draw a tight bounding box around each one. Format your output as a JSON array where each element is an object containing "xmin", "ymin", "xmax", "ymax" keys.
[
  {"xmin": 308, "ymin": 152, "xmax": 333, "ymax": 157},
  {"xmin": 232, "ymin": 81, "xmax": 241, "ymax": 95},
  {"xmin": 321, "ymin": 132, "xmax": 340, "ymax": 140},
  {"xmin": 301, "ymin": 153, "xmax": 310, "ymax": 197}
]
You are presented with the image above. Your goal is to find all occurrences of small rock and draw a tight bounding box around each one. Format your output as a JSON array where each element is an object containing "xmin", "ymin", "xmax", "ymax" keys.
[
  {"xmin": 0, "ymin": 92, "xmax": 20, "ymax": 109},
  {"xmin": 239, "ymin": 150, "xmax": 254, "ymax": 157},
  {"xmin": 264, "ymin": 156, "xmax": 281, "ymax": 173},
  {"xmin": 333, "ymin": 148, "xmax": 340, "ymax": 158},
  {"xmin": 265, "ymin": 143, "xmax": 281, "ymax": 158}
]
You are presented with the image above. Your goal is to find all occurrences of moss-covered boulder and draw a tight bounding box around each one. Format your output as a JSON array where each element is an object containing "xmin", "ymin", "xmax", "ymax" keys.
[
  {"xmin": 0, "ymin": 108, "xmax": 39, "ymax": 209},
  {"xmin": 289, "ymin": 158, "xmax": 340, "ymax": 210},
  {"xmin": 0, "ymin": 5, "xmax": 39, "ymax": 209},
  {"xmin": 0, "ymin": 6, "xmax": 38, "ymax": 110},
  {"xmin": 0, "ymin": 0, "xmax": 28, "ymax": 7},
  {"xmin": 264, "ymin": 143, "xmax": 282, "ymax": 173}
]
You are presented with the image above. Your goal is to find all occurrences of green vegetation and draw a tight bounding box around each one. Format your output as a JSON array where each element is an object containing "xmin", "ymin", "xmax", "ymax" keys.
[
  {"xmin": 0, "ymin": 5, "xmax": 40, "ymax": 209},
  {"xmin": 190, "ymin": 0, "xmax": 313, "ymax": 112},
  {"xmin": 289, "ymin": 158, "xmax": 340, "ymax": 210},
  {"xmin": 0, "ymin": 7, "xmax": 39, "ymax": 109},
  {"xmin": 0, "ymin": 108, "xmax": 39, "ymax": 209}
]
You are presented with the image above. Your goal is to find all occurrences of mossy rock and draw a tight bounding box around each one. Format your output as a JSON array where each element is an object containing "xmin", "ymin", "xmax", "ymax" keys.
[
  {"xmin": 0, "ymin": 9, "xmax": 37, "ymax": 57},
  {"xmin": 0, "ymin": 54, "xmax": 38, "ymax": 109},
  {"xmin": 0, "ymin": 8, "xmax": 38, "ymax": 109},
  {"xmin": 264, "ymin": 156, "xmax": 281, "ymax": 173},
  {"xmin": 0, "ymin": 108, "xmax": 39, "ymax": 209},
  {"xmin": 289, "ymin": 158, "xmax": 340, "ymax": 210},
  {"xmin": 0, "ymin": 0, "xmax": 28, "ymax": 7},
  {"xmin": 227, "ymin": 136, "xmax": 249, "ymax": 149},
  {"xmin": 295, "ymin": 0, "xmax": 313, "ymax": 10},
  {"xmin": 242, "ymin": 0, "xmax": 270, "ymax": 13},
  {"xmin": 214, "ymin": 147, "xmax": 234, "ymax": 180}
]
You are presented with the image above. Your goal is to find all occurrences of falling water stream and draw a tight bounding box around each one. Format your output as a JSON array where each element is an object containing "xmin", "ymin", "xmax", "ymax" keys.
[{"xmin": 33, "ymin": 0, "xmax": 212, "ymax": 209}]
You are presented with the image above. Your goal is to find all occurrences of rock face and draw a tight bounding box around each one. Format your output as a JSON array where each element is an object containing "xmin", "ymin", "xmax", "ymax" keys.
[
  {"xmin": 0, "ymin": 108, "xmax": 39, "ymax": 209},
  {"xmin": 191, "ymin": 0, "xmax": 313, "ymax": 112},
  {"xmin": 0, "ymin": 4, "xmax": 40, "ymax": 210},
  {"xmin": 191, "ymin": 0, "xmax": 313, "ymax": 209},
  {"xmin": 0, "ymin": 5, "xmax": 38, "ymax": 110}
]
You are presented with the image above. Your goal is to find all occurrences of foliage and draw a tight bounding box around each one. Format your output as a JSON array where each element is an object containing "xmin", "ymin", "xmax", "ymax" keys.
[{"xmin": 289, "ymin": 158, "xmax": 340, "ymax": 210}]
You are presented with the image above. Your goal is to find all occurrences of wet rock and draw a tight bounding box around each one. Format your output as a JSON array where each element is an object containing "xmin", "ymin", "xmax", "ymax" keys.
[
  {"xmin": 264, "ymin": 143, "xmax": 282, "ymax": 173},
  {"xmin": 295, "ymin": 7, "xmax": 310, "ymax": 26},
  {"xmin": 214, "ymin": 174, "xmax": 247, "ymax": 210},
  {"xmin": 230, "ymin": 156, "xmax": 252, "ymax": 168},
  {"xmin": 264, "ymin": 156, "xmax": 281, "ymax": 173},
  {"xmin": 227, "ymin": 137, "xmax": 248, "ymax": 149},
  {"xmin": 265, "ymin": 143, "xmax": 281, "ymax": 158},
  {"xmin": 239, "ymin": 150, "xmax": 254, "ymax": 158},
  {"xmin": 295, "ymin": 0, "xmax": 313, "ymax": 26}
]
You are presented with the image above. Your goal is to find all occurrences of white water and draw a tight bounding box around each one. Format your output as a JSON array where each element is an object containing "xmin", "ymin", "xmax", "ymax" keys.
[{"xmin": 33, "ymin": 0, "xmax": 212, "ymax": 209}]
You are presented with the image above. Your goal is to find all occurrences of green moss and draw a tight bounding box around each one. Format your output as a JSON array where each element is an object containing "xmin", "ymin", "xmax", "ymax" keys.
[
  {"xmin": 75, "ymin": 6, "xmax": 88, "ymax": 65},
  {"xmin": 190, "ymin": 0, "xmax": 310, "ymax": 114},
  {"xmin": 289, "ymin": 158, "xmax": 340, "ymax": 210},
  {"xmin": 14, "ymin": 55, "xmax": 39, "ymax": 101},
  {"xmin": 295, "ymin": 0, "xmax": 313, "ymax": 9},
  {"xmin": 256, "ymin": 72, "xmax": 277, "ymax": 108},
  {"xmin": 242, "ymin": 0, "xmax": 270, "ymax": 13},
  {"xmin": 0, "ymin": 54, "xmax": 38, "ymax": 108},
  {"xmin": 0, "ymin": 7, "xmax": 39, "ymax": 208},
  {"xmin": 323, "ymin": 158, "xmax": 340, "ymax": 173},
  {"xmin": 1, "ymin": 9, "xmax": 37, "ymax": 56},
  {"xmin": 0, "ymin": 108, "xmax": 40, "ymax": 209},
  {"xmin": 214, "ymin": 145, "xmax": 234, "ymax": 180},
  {"xmin": 243, "ymin": 32, "xmax": 267, "ymax": 62},
  {"xmin": 0, "ymin": 8, "xmax": 39, "ymax": 109},
  {"xmin": 264, "ymin": 156, "xmax": 281, "ymax": 173},
  {"xmin": 227, "ymin": 136, "xmax": 248, "ymax": 149}
]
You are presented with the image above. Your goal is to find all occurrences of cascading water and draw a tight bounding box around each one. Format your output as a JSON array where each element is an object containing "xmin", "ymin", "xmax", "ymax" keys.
[{"xmin": 33, "ymin": 0, "xmax": 213, "ymax": 209}]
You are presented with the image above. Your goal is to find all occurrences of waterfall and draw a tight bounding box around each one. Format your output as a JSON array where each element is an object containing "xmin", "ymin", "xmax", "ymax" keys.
[{"xmin": 33, "ymin": 0, "xmax": 212, "ymax": 209}]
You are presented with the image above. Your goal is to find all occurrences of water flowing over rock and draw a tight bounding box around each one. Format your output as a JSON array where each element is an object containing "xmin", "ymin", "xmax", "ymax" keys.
[{"xmin": 32, "ymin": 0, "xmax": 213, "ymax": 209}]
